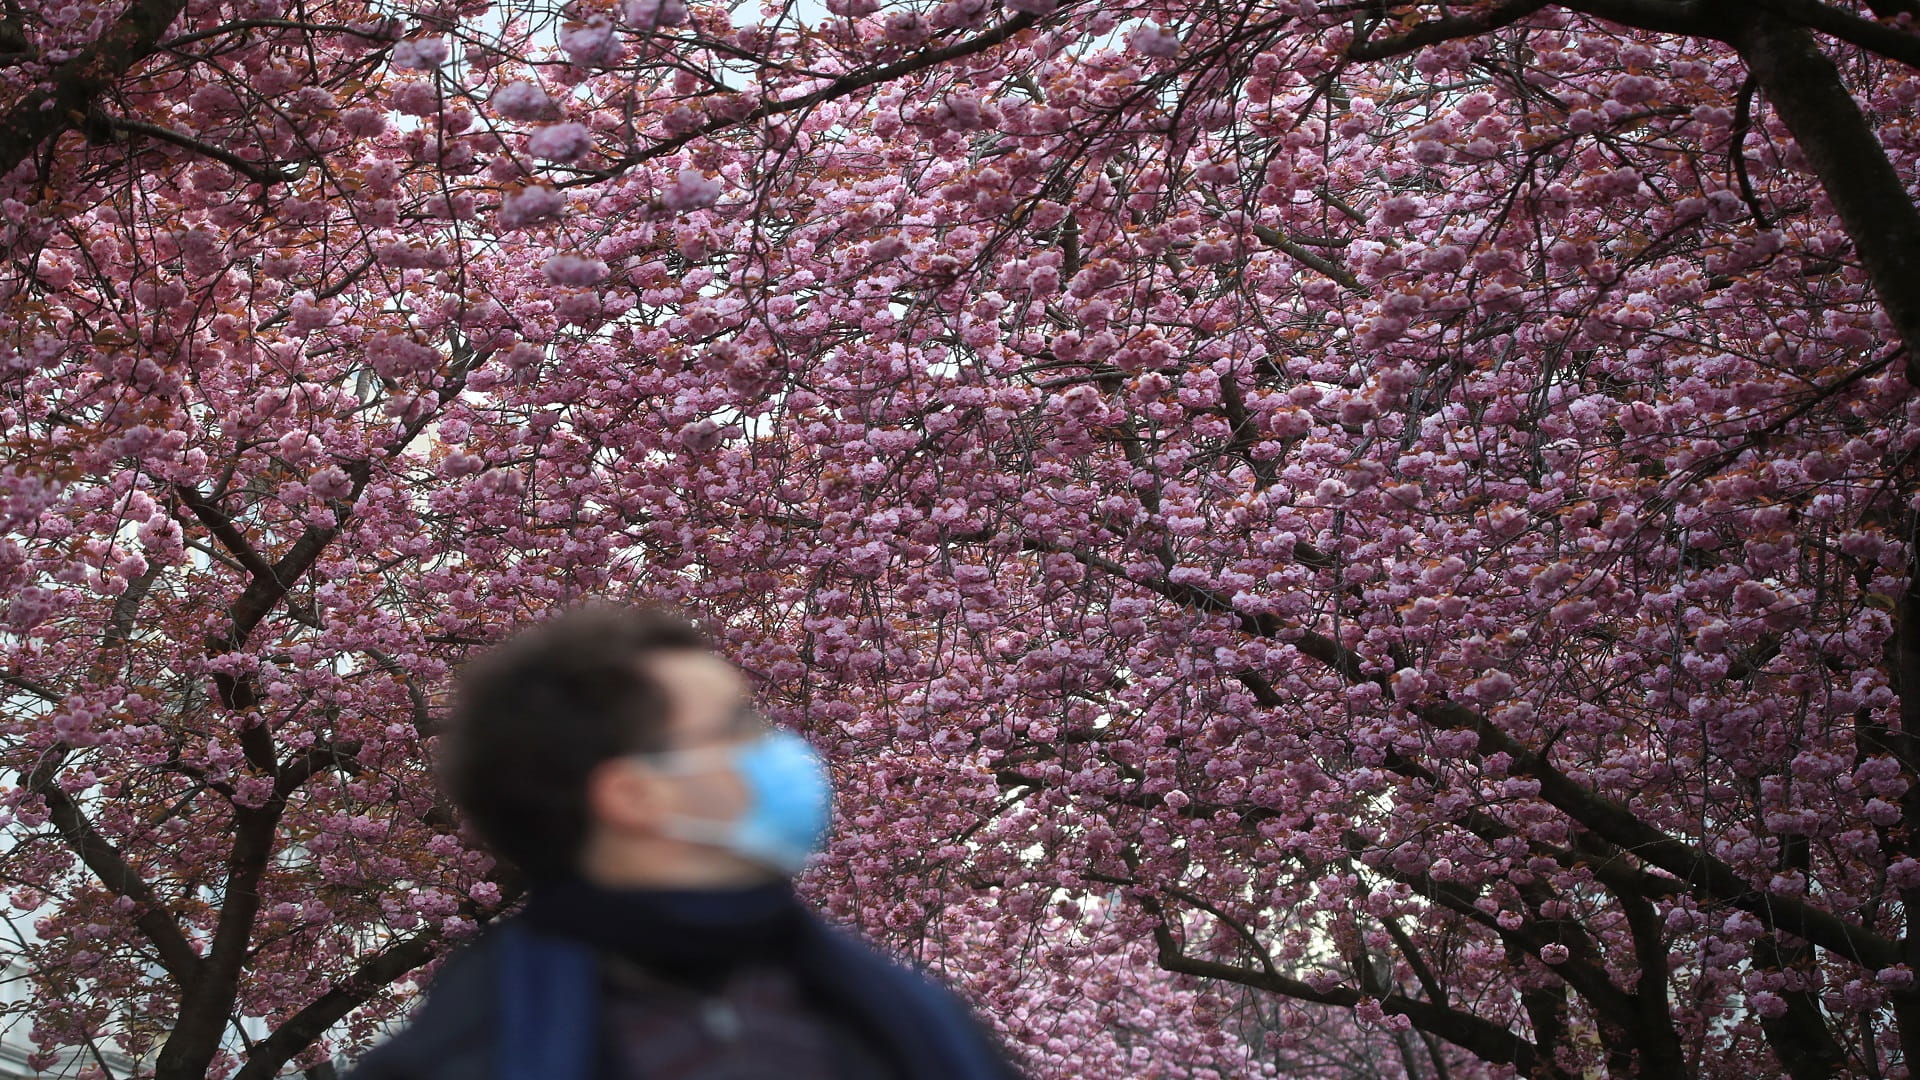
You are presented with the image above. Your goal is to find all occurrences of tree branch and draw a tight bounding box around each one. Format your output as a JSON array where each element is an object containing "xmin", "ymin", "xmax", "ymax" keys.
[
  {"xmin": 1347, "ymin": 0, "xmax": 1551, "ymax": 61},
  {"xmin": 584, "ymin": 12, "xmax": 1040, "ymax": 184},
  {"xmin": 1142, "ymin": 906, "xmax": 1553, "ymax": 1072},
  {"xmin": 0, "ymin": 0, "xmax": 189, "ymax": 177},
  {"xmin": 158, "ymin": 17, "xmax": 394, "ymax": 50},
  {"xmin": 176, "ymin": 484, "xmax": 279, "ymax": 590},
  {"xmin": 157, "ymin": 800, "xmax": 281, "ymax": 1077},
  {"xmin": 22, "ymin": 753, "xmax": 201, "ymax": 982},
  {"xmin": 229, "ymin": 927, "xmax": 443, "ymax": 1080},
  {"xmin": 1419, "ymin": 696, "xmax": 1904, "ymax": 971},
  {"xmin": 1729, "ymin": 74, "xmax": 1771, "ymax": 229},
  {"xmin": 1560, "ymin": 0, "xmax": 1713, "ymax": 34},
  {"xmin": 1249, "ymin": 221, "xmax": 1366, "ymax": 292},
  {"xmin": 272, "ymin": 739, "xmax": 362, "ymax": 800},
  {"xmin": 1751, "ymin": 0, "xmax": 1920, "ymax": 70},
  {"xmin": 1379, "ymin": 914, "xmax": 1449, "ymax": 1008},
  {"xmin": 1730, "ymin": 12, "xmax": 1920, "ymax": 367},
  {"xmin": 102, "ymin": 113, "xmax": 295, "ymax": 184},
  {"xmin": 1031, "ymin": 531, "xmax": 1904, "ymax": 973},
  {"xmin": 1343, "ymin": 833, "xmax": 1640, "ymax": 1033},
  {"xmin": 1601, "ymin": 840, "xmax": 1688, "ymax": 1074}
]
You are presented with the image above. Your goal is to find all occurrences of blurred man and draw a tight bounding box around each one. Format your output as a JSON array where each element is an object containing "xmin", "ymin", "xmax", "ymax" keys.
[{"xmin": 348, "ymin": 605, "xmax": 1019, "ymax": 1080}]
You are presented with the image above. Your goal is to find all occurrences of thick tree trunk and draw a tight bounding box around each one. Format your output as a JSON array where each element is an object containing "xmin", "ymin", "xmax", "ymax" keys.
[
  {"xmin": 1730, "ymin": 11, "xmax": 1920, "ymax": 373},
  {"xmin": 153, "ymin": 809, "xmax": 277, "ymax": 1080},
  {"xmin": 1751, "ymin": 835, "xmax": 1847, "ymax": 1079},
  {"xmin": 0, "ymin": 0, "xmax": 188, "ymax": 178},
  {"xmin": 1882, "ymin": 509, "xmax": 1920, "ymax": 1070}
]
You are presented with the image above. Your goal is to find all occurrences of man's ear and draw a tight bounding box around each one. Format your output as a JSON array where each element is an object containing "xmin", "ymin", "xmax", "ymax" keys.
[{"xmin": 586, "ymin": 757, "xmax": 667, "ymax": 834}]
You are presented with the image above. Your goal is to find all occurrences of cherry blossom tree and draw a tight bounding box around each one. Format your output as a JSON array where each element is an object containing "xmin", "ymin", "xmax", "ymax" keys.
[{"xmin": 7, "ymin": 0, "xmax": 1920, "ymax": 1077}]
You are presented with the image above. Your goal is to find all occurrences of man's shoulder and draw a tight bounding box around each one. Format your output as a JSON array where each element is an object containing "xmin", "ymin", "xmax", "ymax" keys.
[
  {"xmin": 798, "ymin": 918, "xmax": 1025, "ymax": 1079},
  {"xmin": 342, "ymin": 931, "xmax": 504, "ymax": 1080},
  {"xmin": 804, "ymin": 919, "xmax": 971, "ymax": 1007}
]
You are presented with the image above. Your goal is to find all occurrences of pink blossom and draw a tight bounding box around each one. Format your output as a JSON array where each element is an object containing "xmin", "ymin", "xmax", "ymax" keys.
[
  {"xmin": 340, "ymin": 107, "xmax": 388, "ymax": 138},
  {"xmin": 1376, "ymin": 194, "xmax": 1423, "ymax": 227},
  {"xmin": 1128, "ymin": 24, "xmax": 1180, "ymax": 58},
  {"xmin": 491, "ymin": 81, "xmax": 554, "ymax": 120},
  {"xmin": 499, "ymin": 185, "xmax": 565, "ymax": 227},
  {"xmin": 391, "ymin": 37, "xmax": 449, "ymax": 71},
  {"xmin": 559, "ymin": 16, "xmax": 622, "ymax": 67},
  {"xmin": 1732, "ymin": 580, "xmax": 1778, "ymax": 613},
  {"xmin": 187, "ymin": 84, "xmax": 242, "ymax": 116},
  {"xmin": 624, "ymin": 0, "xmax": 688, "ymax": 28},
  {"xmin": 14, "ymin": 9, "xmax": 1920, "ymax": 1078},
  {"xmin": 528, "ymin": 123, "xmax": 595, "ymax": 162},
  {"xmin": 389, "ymin": 81, "xmax": 438, "ymax": 116},
  {"xmin": 542, "ymin": 254, "xmax": 609, "ymax": 286},
  {"xmin": 5, "ymin": 586, "xmax": 56, "ymax": 630},
  {"xmin": 931, "ymin": 91, "xmax": 986, "ymax": 131},
  {"xmin": 307, "ymin": 465, "xmax": 354, "ymax": 501},
  {"xmin": 289, "ymin": 293, "xmax": 338, "ymax": 333},
  {"xmin": 1611, "ymin": 74, "xmax": 1659, "ymax": 104},
  {"xmin": 661, "ymin": 168, "xmax": 721, "ymax": 212}
]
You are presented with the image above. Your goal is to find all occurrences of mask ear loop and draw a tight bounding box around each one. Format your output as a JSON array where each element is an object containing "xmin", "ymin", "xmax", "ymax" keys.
[
  {"xmin": 625, "ymin": 744, "xmax": 758, "ymax": 849},
  {"xmin": 655, "ymin": 814, "xmax": 742, "ymax": 847}
]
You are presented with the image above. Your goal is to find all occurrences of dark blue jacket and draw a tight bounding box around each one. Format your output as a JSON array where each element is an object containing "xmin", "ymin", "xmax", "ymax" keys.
[{"xmin": 345, "ymin": 902, "xmax": 1022, "ymax": 1080}]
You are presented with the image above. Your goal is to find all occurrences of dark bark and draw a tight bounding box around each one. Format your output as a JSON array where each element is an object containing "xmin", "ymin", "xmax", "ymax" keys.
[
  {"xmin": 1040, "ymin": 533, "xmax": 1906, "ymax": 1073},
  {"xmin": 145, "ymin": 387, "xmax": 473, "ymax": 1076},
  {"xmin": 1615, "ymin": 887, "xmax": 1688, "ymax": 1077},
  {"xmin": 154, "ymin": 491, "xmax": 359, "ymax": 1076},
  {"xmin": 1560, "ymin": 0, "xmax": 1715, "ymax": 35},
  {"xmin": 1419, "ymin": 1029, "xmax": 1455, "ymax": 1080},
  {"xmin": 1753, "ymin": 835, "xmax": 1847, "ymax": 1080},
  {"xmin": 1142, "ymin": 907, "xmax": 1563, "ymax": 1075},
  {"xmin": 1347, "ymin": 835, "xmax": 1640, "ymax": 1034},
  {"xmin": 1331, "ymin": 0, "xmax": 1920, "ymax": 377},
  {"xmin": 0, "ymin": 0, "xmax": 189, "ymax": 177},
  {"xmin": 1727, "ymin": 11, "xmax": 1920, "ymax": 373},
  {"xmin": 1348, "ymin": 0, "xmax": 1551, "ymax": 60},
  {"xmin": 1420, "ymin": 694, "xmax": 1904, "ymax": 971},
  {"xmin": 1056, "ymin": 538, "xmax": 1904, "ymax": 972},
  {"xmin": 23, "ymin": 755, "xmax": 202, "ymax": 981},
  {"xmin": 589, "ymin": 11, "xmax": 1039, "ymax": 184},
  {"xmin": 1753, "ymin": 936, "xmax": 1846, "ymax": 1080},
  {"xmin": 100, "ymin": 114, "xmax": 295, "ymax": 183},
  {"xmin": 230, "ymin": 929, "xmax": 444, "ymax": 1080},
  {"xmin": 1882, "ymin": 510, "xmax": 1920, "ymax": 1070},
  {"xmin": 154, "ymin": 798, "xmax": 288, "ymax": 1079},
  {"xmin": 1516, "ymin": 975, "xmax": 1570, "ymax": 1080},
  {"xmin": 1380, "ymin": 915, "xmax": 1449, "ymax": 1009},
  {"xmin": 1750, "ymin": 0, "xmax": 1920, "ymax": 70}
]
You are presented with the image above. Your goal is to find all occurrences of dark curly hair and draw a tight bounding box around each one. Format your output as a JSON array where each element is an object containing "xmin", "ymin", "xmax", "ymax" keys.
[{"xmin": 442, "ymin": 604, "xmax": 708, "ymax": 881}]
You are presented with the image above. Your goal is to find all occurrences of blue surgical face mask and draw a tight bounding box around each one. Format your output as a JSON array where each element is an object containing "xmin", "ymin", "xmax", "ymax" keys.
[{"xmin": 634, "ymin": 728, "xmax": 832, "ymax": 876}]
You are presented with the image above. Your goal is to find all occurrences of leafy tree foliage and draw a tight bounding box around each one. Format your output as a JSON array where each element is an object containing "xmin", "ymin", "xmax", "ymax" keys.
[{"xmin": 5, "ymin": 0, "xmax": 1920, "ymax": 1077}]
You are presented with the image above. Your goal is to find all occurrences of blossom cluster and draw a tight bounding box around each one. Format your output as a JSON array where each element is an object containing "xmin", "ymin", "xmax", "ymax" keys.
[{"xmin": 2, "ymin": 0, "xmax": 1919, "ymax": 1076}]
